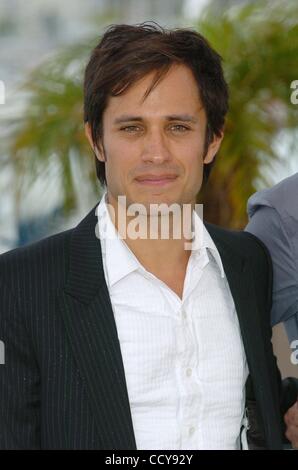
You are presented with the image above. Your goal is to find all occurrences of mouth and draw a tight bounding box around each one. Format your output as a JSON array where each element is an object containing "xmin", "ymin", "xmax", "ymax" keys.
[{"xmin": 135, "ymin": 175, "xmax": 178, "ymax": 187}]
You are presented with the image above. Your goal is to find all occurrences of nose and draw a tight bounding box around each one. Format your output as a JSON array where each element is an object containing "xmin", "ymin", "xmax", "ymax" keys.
[{"xmin": 141, "ymin": 129, "xmax": 172, "ymax": 164}]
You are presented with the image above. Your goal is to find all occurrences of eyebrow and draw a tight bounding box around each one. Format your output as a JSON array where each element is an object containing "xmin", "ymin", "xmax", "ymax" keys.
[{"xmin": 113, "ymin": 114, "xmax": 198, "ymax": 125}]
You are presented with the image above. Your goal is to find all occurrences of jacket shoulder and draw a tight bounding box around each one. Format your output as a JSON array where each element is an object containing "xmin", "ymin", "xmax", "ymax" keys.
[
  {"xmin": 206, "ymin": 222, "xmax": 272, "ymax": 262},
  {"xmin": 0, "ymin": 228, "xmax": 74, "ymax": 292}
]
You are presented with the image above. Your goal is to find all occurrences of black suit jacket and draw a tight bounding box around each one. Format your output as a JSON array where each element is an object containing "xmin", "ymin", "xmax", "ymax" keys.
[{"xmin": 0, "ymin": 205, "xmax": 297, "ymax": 449}]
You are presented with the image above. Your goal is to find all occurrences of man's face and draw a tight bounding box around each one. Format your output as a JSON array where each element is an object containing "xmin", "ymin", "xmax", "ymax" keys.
[{"xmin": 86, "ymin": 64, "xmax": 223, "ymax": 211}]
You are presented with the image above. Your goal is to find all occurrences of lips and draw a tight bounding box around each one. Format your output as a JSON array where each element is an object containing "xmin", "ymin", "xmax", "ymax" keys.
[{"xmin": 135, "ymin": 174, "xmax": 178, "ymax": 186}]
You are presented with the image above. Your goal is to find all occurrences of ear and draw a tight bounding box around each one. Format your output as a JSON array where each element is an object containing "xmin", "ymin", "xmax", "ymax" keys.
[
  {"xmin": 84, "ymin": 122, "xmax": 105, "ymax": 162},
  {"xmin": 203, "ymin": 131, "xmax": 224, "ymax": 164}
]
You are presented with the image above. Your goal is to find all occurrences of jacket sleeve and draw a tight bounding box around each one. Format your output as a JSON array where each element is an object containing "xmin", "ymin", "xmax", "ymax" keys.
[
  {"xmin": 246, "ymin": 205, "xmax": 298, "ymax": 341},
  {"xmin": 0, "ymin": 278, "xmax": 41, "ymax": 449},
  {"xmin": 244, "ymin": 230, "xmax": 298, "ymax": 444}
]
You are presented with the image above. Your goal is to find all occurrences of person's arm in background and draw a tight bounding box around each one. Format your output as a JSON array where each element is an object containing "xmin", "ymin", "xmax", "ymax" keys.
[
  {"xmin": 245, "ymin": 205, "xmax": 298, "ymax": 344},
  {"xmin": 246, "ymin": 205, "xmax": 298, "ymax": 447}
]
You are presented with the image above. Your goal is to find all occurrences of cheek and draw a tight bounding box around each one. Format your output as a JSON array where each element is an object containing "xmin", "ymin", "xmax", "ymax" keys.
[
  {"xmin": 179, "ymin": 146, "xmax": 205, "ymax": 195},
  {"xmin": 180, "ymin": 133, "xmax": 204, "ymax": 157},
  {"xmin": 181, "ymin": 143, "xmax": 204, "ymax": 177},
  {"xmin": 104, "ymin": 140, "xmax": 136, "ymax": 182},
  {"xmin": 187, "ymin": 161, "xmax": 204, "ymax": 189}
]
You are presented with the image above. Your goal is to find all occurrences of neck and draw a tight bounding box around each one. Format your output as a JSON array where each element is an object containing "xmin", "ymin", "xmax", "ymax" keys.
[
  {"xmin": 105, "ymin": 195, "xmax": 196, "ymax": 272},
  {"xmin": 124, "ymin": 231, "xmax": 192, "ymax": 273}
]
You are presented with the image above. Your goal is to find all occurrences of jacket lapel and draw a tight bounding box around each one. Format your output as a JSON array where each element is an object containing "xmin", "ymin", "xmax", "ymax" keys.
[
  {"xmin": 206, "ymin": 223, "xmax": 282, "ymax": 448},
  {"xmin": 58, "ymin": 205, "xmax": 137, "ymax": 449}
]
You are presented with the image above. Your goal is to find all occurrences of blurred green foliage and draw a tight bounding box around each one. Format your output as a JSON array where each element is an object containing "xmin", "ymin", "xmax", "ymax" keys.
[{"xmin": 197, "ymin": 0, "xmax": 298, "ymax": 227}]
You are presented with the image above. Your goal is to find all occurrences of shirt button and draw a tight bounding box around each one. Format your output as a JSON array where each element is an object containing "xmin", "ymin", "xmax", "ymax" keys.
[
  {"xmin": 186, "ymin": 368, "xmax": 192, "ymax": 377},
  {"xmin": 189, "ymin": 426, "xmax": 195, "ymax": 436},
  {"xmin": 182, "ymin": 309, "xmax": 187, "ymax": 320}
]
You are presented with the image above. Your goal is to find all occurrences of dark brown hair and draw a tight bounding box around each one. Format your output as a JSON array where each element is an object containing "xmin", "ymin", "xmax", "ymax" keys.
[{"xmin": 84, "ymin": 22, "xmax": 229, "ymax": 186}]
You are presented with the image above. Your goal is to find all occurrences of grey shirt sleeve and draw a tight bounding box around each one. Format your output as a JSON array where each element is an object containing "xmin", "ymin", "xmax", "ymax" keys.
[{"xmin": 245, "ymin": 205, "xmax": 298, "ymax": 343}]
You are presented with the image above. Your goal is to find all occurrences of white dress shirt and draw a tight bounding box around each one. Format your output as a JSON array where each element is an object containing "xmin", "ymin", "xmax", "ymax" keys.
[{"xmin": 97, "ymin": 193, "xmax": 249, "ymax": 450}]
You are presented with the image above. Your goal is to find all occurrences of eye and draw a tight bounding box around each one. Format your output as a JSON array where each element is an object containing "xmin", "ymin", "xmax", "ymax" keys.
[
  {"xmin": 170, "ymin": 124, "xmax": 190, "ymax": 132},
  {"xmin": 120, "ymin": 125, "xmax": 142, "ymax": 133}
]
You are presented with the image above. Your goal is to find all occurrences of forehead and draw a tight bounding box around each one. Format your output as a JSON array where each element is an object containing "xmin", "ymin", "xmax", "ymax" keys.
[{"xmin": 104, "ymin": 64, "xmax": 203, "ymax": 118}]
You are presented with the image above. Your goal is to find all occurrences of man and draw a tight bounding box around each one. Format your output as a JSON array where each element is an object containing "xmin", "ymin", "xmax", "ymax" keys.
[
  {"xmin": 246, "ymin": 173, "xmax": 298, "ymax": 346},
  {"xmin": 0, "ymin": 23, "xmax": 298, "ymax": 450}
]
